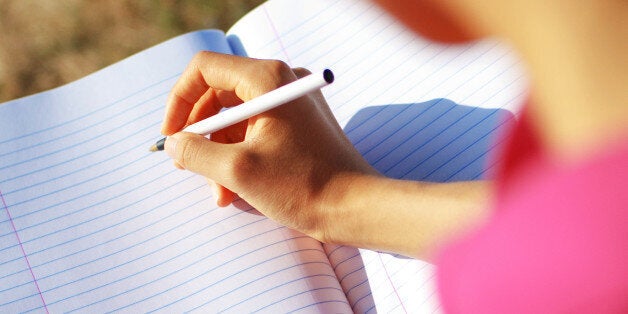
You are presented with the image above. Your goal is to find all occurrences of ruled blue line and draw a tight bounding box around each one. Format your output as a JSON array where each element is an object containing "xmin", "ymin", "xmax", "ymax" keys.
[
  {"xmin": 422, "ymin": 114, "xmax": 514, "ymax": 181},
  {"xmin": 0, "ymin": 73, "xmax": 178, "ymax": 145},
  {"xmin": 0, "ymin": 90, "xmax": 168, "ymax": 159},
  {"xmin": 0, "ymin": 170, "xmax": 191, "ymax": 271},
  {"xmin": 52, "ymin": 210, "xmax": 261, "ymax": 296},
  {"xmin": 339, "ymin": 264, "xmax": 366, "ymax": 285},
  {"xmin": 352, "ymin": 43, "xmax": 501, "ymax": 160},
  {"xmin": 0, "ymin": 159, "xmax": 172, "ymax": 240},
  {"xmin": 1, "ymin": 113, "xmax": 162, "ymax": 189},
  {"xmin": 326, "ymin": 245, "xmax": 345, "ymax": 259},
  {"xmin": 327, "ymin": 38, "xmax": 443, "ymax": 114},
  {"xmin": 395, "ymin": 78, "xmax": 523, "ymax": 179},
  {"xmin": 2, "ymin": 133, "xmax": 156, "ymax": 195},
  {"xmin": 1, "ymin": 181, "xmax": 206, "ymax": 305},
  {"xmin": 11, "ymin": 209, "xmax": 264, "ymax": 310},
  {"xmin": 332, "ymin": 252, "xmax": 360, "ymax": 271},
  {"xmin": 403, "ymin": 110, "xmax": 501, "ymax": 179},
  {"xmin": 353, "ymin": 290, "xmax": 377, "ymax": 312},
  {"xmin": 124, "ymin": 243, "xmax": 318, "ymax": 313},
  {"xmin": 287, "ymin": 8, "xmax": 387, "ymax": 63},
  {"xmin": 2, "ymin": 138, "xmax": 160, "ymax": 209},
  {"xmin": 252, "ymin": 287, "xmax": 347, "ymax": 313},
  {"xmin": 0, "ymin": 108, "xmax": 162, "ymax": 173},
  {"xmin": 287, "ymin": 300, "xmax": 351, "ymax": 313},
  {"xmin": 222, "ymin": 276, "xmax": 340, "ymax": 312},
  {"xmin": 347, "ymin": 278, "xmax": 371, "ymax": 307},
  {"xmin": 181, "ymin": 261, "xmax": 331, "ymax": 313},
  {"xmin": 0, "ymin": 183, "xmax": 207, "ymax": 286},
  {"xmin": 251, "ymin": 0, "xmax": 351, "ymax": 55},
  {"xmin": 375, "ymin": 68, "xmax": 514, "ymax": 175}
]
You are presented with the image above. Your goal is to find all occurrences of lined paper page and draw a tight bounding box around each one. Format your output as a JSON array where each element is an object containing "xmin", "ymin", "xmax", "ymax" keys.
[
  {"xmin": 0, "ymin": 30, "xmax": 351, "ymax": 313},
  {"xmin": 229, "ymin": 0, "xmax": 527, "ymax": 312},
  {"xmin": 323, "ymin": 244, "xmax": 375, "ymax": 313}
]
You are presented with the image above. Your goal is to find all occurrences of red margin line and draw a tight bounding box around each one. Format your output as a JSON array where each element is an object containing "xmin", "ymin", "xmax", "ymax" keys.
[
  {"xmin": 0, "ymin": 189, "xmax": 49, "ymax": 313},
  {"xmin": 378, "ymin": 252, "xmax": 407, "ymax": 313},
  {"xmin": 263, "ymin": 5, "xmax": 293, "ymax": 65}
]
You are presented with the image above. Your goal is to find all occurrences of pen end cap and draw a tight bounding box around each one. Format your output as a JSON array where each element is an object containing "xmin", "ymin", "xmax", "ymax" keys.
[{"xmin": 323, "ymin": 69, "xmax": 334, "ymax": 84}]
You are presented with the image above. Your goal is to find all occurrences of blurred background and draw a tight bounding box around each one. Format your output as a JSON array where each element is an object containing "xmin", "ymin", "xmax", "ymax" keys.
[{"xmin": 0, "ymin": 0, "xmax": 264, "ymax": 103}]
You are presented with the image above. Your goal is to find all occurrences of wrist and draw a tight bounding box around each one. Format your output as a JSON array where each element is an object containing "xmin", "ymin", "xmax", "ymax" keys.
[{"xmin": 314, "ymin": 172, "xmax": 383, "ymax": 245}]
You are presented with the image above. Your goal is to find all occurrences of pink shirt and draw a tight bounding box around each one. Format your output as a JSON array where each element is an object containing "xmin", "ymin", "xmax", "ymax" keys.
[{"xmin": 437, "ymin": 111, "xmax": 628, "ymax": 313}]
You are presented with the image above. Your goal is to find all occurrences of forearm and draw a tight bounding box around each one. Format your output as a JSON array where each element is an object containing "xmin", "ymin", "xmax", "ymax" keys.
[{"xmin": 320, "ymin": 174, "xmax": 492, "ymax": 261}]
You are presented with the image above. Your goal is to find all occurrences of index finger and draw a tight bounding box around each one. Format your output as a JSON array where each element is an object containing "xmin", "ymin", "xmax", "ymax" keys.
[{"xmin": 160, "ymin": 51, "xmax": 297, "ymax": 135}]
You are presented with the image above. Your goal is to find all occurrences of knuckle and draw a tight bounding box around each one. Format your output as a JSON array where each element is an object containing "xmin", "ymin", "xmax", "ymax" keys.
[
  {"xmin": 264, "ymin": 59, "xmax": 291, "ymax": 75},
  {"xmin": 192, "ymin": 51, "xmax": 211, "ymax": 64},
  {"xmin": 259, "ymin": 59, "xmax": 295, "ymax": 87},
  {"xmin": 241, "ymin": 59, "xmax": 296, "ymax": 98},
  {"xmin": 188, "ymin": 52, "xmax": 204, "ymax": 71},
  {"xmin": 292, "ymin": 67, "xmax": 312, "ymax": 78}
]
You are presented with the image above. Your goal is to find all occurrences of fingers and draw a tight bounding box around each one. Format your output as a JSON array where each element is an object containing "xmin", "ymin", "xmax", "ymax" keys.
[
  {"xmin": 206, "ymin": 178, "xmax": 236, "ymax": 207},
  {"xmin": 166, "ymin": 131, "xmax": 240, "ymax": 207},
  {"xmin": 165, "ymin": 132, "xmax": 240, "ymax": 187},
  {"xmin": 161, "ymin": 52, "xmax": 297, "ymax": 135}
]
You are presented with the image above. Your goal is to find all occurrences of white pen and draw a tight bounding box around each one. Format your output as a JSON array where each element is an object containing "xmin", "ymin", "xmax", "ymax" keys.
[{"xmin": 149, "ymin": 69, "xmax": 334, "ymax": 152}]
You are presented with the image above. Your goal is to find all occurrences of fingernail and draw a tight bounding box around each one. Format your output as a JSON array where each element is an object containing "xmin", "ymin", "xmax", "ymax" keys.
[{"xmin": 164, "ymin": 135, "xmax": 178, "ymax": 159}]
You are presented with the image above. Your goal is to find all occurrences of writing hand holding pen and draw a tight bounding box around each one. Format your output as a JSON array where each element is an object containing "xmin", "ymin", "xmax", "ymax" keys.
[{"xmin": 158, "ymin": 51, "xmax": 378, "ymax": 241}]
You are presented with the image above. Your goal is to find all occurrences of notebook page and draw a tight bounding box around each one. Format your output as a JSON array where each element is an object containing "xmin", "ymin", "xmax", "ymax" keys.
[
  {"xmin": 322, "ymin": 244, "xmax": 375, "ymax": 313},
  {"xmin": 0, "ymin": 30, "xmax": 351, "ymax": 313},
  {"xmin": 229, "ymin": 0, "xmax": 527, "ymax": 312}
]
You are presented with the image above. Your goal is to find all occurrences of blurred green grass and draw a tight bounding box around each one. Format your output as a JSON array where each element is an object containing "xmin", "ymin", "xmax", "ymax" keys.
[{"xmin": 0, "ymin": 0, "xmax": 264, "ymax": 103}]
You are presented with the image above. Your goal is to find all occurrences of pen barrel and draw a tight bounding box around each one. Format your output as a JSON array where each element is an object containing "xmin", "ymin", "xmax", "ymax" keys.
[{"xmin": 182, "ymin": 69, "xmax": 333, "ymax": 135}]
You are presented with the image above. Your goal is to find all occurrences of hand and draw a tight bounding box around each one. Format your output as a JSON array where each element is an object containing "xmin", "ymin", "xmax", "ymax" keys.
[{"xmin": 160, "ymin": 51, "xmax": 377, "ymax": 241}]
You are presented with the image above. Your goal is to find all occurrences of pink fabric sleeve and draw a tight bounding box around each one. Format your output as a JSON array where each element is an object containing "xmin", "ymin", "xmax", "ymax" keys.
[{"xmin": 436, "ymin": 137, "xmax": 628, "ymax": 313}]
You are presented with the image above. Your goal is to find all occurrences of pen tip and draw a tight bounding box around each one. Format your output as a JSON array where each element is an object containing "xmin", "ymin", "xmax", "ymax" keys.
[{"xmin": 150, "ymin": 137, "xmax": 167, "ymax": 152}]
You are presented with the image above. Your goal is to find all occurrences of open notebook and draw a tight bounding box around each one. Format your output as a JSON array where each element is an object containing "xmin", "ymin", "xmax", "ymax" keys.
[{"xmin": 0, "ymin": 0, "xmax": 526, "ymax": 312}]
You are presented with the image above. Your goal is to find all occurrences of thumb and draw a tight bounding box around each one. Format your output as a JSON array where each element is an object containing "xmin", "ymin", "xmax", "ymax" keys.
[{"xmin": 165, "ymin": 132, "xmax": 238, "ymax": 185}]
